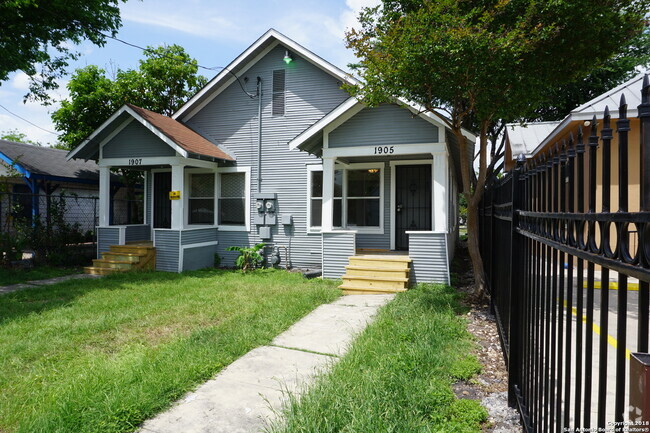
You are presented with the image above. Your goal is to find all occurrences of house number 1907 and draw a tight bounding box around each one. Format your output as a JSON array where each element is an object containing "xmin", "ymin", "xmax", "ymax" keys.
[
  {"xmin": 374, "ymin": 146, "xmax": 394, "ymax": 155},
  {"xmin": 128, "ymin": 158, "xmax": 142, "ymax": 166}
]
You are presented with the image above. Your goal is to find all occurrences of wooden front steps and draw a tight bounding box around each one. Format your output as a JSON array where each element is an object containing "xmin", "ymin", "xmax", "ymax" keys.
[
  {"xmin": 339, "ymin": 255, "xmax": 411, "ymax": 295},
  {"xmin": 85, "ymin": 241, "xmax": 156, "ymax": 275}
]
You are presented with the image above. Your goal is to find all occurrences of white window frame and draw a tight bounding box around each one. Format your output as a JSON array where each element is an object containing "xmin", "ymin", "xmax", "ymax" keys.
[
  {"xmin": 216, "ymin": 166, "xmax": 251, "ymax": 232},
  {"xmin": 184, "ymin": 168, "xmax": 217, "ymax": 228},
  {"xmin": 306, "ymin": 164, "xmax": 323, "ymax": 234},
  {"xmin": 307, "ymin": 162, "xmax": 384, "ymax": 235}
]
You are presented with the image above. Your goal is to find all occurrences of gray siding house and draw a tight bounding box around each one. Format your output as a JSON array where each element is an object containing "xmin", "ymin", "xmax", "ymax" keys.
[{"xmin": 68, "ymin": 29, "xmax": 473, "ymax": 287}]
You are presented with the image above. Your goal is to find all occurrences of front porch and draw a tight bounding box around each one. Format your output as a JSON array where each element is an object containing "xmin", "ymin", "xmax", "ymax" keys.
[{"xmin": 323, "ymin": 230, "xmax": 454, "ymax": 291}]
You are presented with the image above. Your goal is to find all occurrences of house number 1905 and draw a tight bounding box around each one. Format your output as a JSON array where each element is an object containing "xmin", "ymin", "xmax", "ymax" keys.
[
  {"xmin": 128, "ymin": 158, "xmax": 142, "ymax": 166},
  {"xmin": 374, "ymin": 146, "xmax": 394, "ymax": 155}
]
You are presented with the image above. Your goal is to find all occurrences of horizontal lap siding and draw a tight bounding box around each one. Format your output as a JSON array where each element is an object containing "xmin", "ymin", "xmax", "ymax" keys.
[
  {"xmin": 181, "ymin": 228, "xmax": 218, "ymax": 245},
  {"xmin": 186, "ymin": 45, "xmax": 349, "ymax": 269},
  {"xmin": 154, "ymin": 230, "xmax": 180, "ymax": 272},
  {"xmin": 97, "ymin": 227, "xmax": 120, "ymax": 255},
  {"xmin": 103, "ymin": 121, "xmax": 176, "ymax": 158},
  {"xmin": 125, "ymin": 225, "xmax": 150, "ymax": 242},
  {"xmin": 322, "ymin": 232, "xmax": 354, "ymax": 279},
  {"xmin": 182, "ymin": 244, "xmax": 218, "ymax": 271},
  {"xmin": 408, "ymin": 233, "xmax": 449, "ymax": 284},
  {"xmin": 329, "ymin": 104, "xmax": 439, "ymax": 148}
]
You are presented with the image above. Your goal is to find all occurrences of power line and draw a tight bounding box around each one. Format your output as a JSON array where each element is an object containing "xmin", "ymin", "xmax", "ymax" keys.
[
  {"xmin": 0, "ymin": 103, "xmax": 60, "ymax": 136},
  {"xmin": 99, "ymin": 31, "xmax": 256, "ymax": 98}
]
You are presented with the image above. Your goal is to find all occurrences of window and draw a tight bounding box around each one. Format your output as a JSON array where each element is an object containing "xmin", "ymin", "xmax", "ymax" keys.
[
  {"xmin": 219, "ymin": 172, "xmax": 246, "ymax": 225},
  {"xmin": 308, "ymin": 165, "xmax": 381, "ymax": 231},
  {"xmin": 309, "ymin": 168, "xmax": 342, "ymax": 229},
  {"xmin": 272, "ymin": 69, "xmax": 285, "ymax": 116},
  {"xmin": 188, "ymin": 173, "xmax": 214, "ymax": 225},
  {"xmin": 347, "ymin": 169, "xmax": 380, "ymax": 227}
]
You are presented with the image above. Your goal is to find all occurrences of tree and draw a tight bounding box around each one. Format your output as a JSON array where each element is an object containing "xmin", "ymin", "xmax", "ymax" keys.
[
  {"xmin": 0, "ymin": 0, "xmax": 125, "ymax": 102},
  {"xmin": 52, "ymin": 45, "xmax": 207, "ymax": 150},
  {"xmin": 0, "ymin": 129, "xmax": 42, "ymax": 146},
  {"xmin": 346, "ymin": 0, "xmax": 649, "ymax": 296}
]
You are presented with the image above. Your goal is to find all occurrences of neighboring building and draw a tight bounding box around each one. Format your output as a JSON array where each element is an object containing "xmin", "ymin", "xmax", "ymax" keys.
[
  {"xmin": 505, "ymin": 73, "xmax": 646, "ymax": 214},
  {"xmin": 0, "ymin": 140, "xmax": 105, "ymax": 232},
  {"xmin": 69, "ymin": 29, "xmax": 474, "ymax": 288}
]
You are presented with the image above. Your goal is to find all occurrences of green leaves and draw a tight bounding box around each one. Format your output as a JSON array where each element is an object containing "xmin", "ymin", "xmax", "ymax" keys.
[
  {"xmin": 0, "ymin": 0, "xmax": 125, "ymax": 102},
  {"xmin": 226, "ymin": 243, "xmax": 266, "ymax": 272},
  {"xmin": 52, "ymin": 45, "xmax": 207, "ymax": 150}
]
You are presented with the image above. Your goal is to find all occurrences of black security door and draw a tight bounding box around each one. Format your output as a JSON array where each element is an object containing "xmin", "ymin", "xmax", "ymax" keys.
[
  {"xmin": 153, "ymin": 171, "xmax": 172, "ymax": 229},
  {"xmin": 395, "ymin": 164, "xmax": 431, "ymax": 250}
]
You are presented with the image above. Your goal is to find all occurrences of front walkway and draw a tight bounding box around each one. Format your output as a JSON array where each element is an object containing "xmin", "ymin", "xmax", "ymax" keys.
[
  {"xmin": 138, "ymin": 294, "xmax": 394, "ymax": 433},
  {"xmin": 0, "ymin": 273, "xmax": 101, "ymax": 295}
]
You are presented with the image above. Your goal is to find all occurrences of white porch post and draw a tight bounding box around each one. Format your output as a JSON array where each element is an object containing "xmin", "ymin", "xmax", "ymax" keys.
[
  {"xmin": 432, "ymin": 152, "xmax": 448, "ymax": 232},
  {"xmin": 322, "ymin": 157, "xmax": 335, "ymax": 231},
  {"xmin": 98, "ymin": 166, "xmax": 111, "ymax": 227},
  {"xmin": 171, "ymin": 164, "xmax": 185, "ymax": 230}
]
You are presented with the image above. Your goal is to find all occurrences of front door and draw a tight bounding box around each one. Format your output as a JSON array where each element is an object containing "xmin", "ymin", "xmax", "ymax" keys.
[
  {"xmin": 153, "ymin": 171, "xmax": 172, "ymax": 229},
  {"xmin": 395, "ymin": 164, "xmax": 432, "ymax": 250}
]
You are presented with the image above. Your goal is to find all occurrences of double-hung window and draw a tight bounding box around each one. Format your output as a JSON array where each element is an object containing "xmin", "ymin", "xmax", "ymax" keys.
[
  {"xmin": 188, "ymin": 173, "xmax": 215, "ymax": 225},
  {"xmin": 218, "ymin": 172, "xmax": 246, "ymax": 226},
  {"xmin": 308, "ymin": 164, "xmax": 382, "ymax": 232}
]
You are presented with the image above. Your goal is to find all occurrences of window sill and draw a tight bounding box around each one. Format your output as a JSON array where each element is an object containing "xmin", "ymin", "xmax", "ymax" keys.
[{"xmin": 218, "ymin": 225, "xmax": 249, "ymax": 232}]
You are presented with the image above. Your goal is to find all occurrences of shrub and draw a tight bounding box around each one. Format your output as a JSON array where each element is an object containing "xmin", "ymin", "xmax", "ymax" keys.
[{"xmin": 226, "ymin": 243, "xmax": 265, "ymax": 272}]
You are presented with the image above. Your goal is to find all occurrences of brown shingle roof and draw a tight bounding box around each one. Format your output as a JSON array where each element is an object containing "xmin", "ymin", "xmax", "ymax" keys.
[{"xmin": 127, "ymin": 104, "xmax": 235, "ymax": 161}]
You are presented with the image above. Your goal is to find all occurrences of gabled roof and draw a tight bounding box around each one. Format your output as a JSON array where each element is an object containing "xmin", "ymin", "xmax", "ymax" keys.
[
  {"xmin": 529, "ymin": 73, "xmax": 647, "ymax": 156},
  {"xmin": 505, "ymin": 121, "xmax": 560, "ymax": 159},
  {"xmin": 288, "ymin": 97, "xmax": 476, "ymax": 155},
  {"xmin": 67, "ymin": 104, "xmax": 235, "ymax": 162},
  {"xmin": 0, "ymin": 140, "xmax": 102, "ymax": 184},
  {"xmin": 173, "ymin": 28, "xmax": 358, "ymax": 121}
]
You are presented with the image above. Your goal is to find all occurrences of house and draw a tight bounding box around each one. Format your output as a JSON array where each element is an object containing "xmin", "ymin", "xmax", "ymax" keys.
[
  {"xmin": 0, "ymin": 139, "xmax": 128, "ymax": 234},
  {"xmin": 505, "ymin": 73, "xmax": 646, "ymax": 214},
  {"xmin": 68, "ymin": 29, "xmax": 474, "ymax": 291}
]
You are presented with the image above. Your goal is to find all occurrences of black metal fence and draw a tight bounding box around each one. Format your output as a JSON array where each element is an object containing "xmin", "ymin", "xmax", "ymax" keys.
[{"xmin": 482, "ymin": 76, "xmax": 650, "ymax": 431}]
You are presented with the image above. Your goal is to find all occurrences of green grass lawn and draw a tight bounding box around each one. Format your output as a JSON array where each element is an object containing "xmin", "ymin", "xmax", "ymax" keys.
[
  {"xmin": 272, "ymin": 284, "xmax": 487, "ymax": 433},
  {"xmin": 0, "ymin": 266, "xmax": 82, "ymax": 286},
  {"xmin": 0, "ymin": 268, "xmax": 339, "ymax": 433}
]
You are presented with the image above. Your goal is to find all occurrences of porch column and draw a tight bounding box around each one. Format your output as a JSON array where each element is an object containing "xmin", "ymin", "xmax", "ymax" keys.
[
  {"xmin": 321, "ymin": 157, "xmax": 335, "ymax": 231},
  {"xmin": 171, "ymin": 164, "xmax": 185, "ymax": 230},
  {"xmin": 99, "ymin": 166, "xmax": 111, "ymax": 227},
  {"xmin": 432, "ymin": 152, "xmax": 448, "ymax": 232}
]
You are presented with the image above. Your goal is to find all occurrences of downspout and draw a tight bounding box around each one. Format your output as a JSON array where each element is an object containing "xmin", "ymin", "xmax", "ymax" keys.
[{"xmin": 256, "ymin": 77, "xmax": 263, "ymax": 193}]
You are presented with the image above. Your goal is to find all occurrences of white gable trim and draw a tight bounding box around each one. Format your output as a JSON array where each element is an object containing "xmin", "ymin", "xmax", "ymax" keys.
[
  {"xmin": 67, "ymin": 104, "xmax": 188, "ymax": 162},
  {"xmin": 289, "ymin": 98, "xmax": 475, "ymax": 152},
  {"xmin": 173, "ymin": 28, "xmax": 359, "ymax": 121}
]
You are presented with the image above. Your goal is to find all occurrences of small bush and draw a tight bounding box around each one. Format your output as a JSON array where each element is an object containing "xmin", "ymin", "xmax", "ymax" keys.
[{"xmin": 226, "ymin": 243, "xmax": 265, "ymax": 272}]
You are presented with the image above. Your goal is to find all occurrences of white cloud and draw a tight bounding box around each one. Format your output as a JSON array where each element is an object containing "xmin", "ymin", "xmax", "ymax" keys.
[
  {"xmin": 121, "ymin": 2, "xmax": 244, "ymax": 41},
  {"xmin": 11, "ymin": 72, "xmax": 30, "ymax": 91}
]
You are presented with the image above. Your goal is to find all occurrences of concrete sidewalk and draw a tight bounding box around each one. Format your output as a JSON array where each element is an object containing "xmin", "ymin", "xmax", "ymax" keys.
[
  {"xmin": 139, "ymin": 294, "xmax": 394, "ymax": 433},
  {"xmin": 0, "ymin": 273, "xmax": 101, "ymax": 295}
]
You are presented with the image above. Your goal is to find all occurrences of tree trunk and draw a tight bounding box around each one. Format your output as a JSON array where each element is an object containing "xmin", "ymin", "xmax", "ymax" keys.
[{"xmin": 466, "ymin": 196, "xmax": 487, "ymax": 297}]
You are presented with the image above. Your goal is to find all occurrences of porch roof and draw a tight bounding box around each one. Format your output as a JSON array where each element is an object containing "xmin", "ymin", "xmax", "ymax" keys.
[{"xmin": 67, "ymin": 104, "xmax": 235, "ymax": 163}]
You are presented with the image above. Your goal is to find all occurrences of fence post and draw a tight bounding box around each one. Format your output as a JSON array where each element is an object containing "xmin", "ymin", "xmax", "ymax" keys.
[{"xmin": 509, "ymin": 154, "xmax": 526, "ymax": 408}]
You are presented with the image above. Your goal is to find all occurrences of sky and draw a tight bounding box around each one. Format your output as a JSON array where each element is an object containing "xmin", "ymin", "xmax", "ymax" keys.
[{"xmin": 0, "ymin": 0, "xmax": 380, "ymax": 146}]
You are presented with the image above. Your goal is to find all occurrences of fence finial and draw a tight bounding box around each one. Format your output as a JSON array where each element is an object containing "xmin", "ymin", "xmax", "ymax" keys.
[
  {"xmin": 619, "ymin": 94, "xmax": 628, "ymax": 119},
  {"xmin": 589, "ymin": 115, "xmax": 599, "ymax": 144},
  {"xmin": 602, "ymin": 106, "xmax": 613, "ymax": 140},
  {"xmin": 642, "ymin": 74, "xmax": 650, "ymax": 103},
  {"xmin": 516, "ymin": 153, "xmax": 526, "ymax": 168}
]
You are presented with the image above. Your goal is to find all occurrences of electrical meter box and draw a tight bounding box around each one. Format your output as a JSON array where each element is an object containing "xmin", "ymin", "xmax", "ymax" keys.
[{"xmin": 254, "ymin": 192, "xmax": 277, "ymax": 225}]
